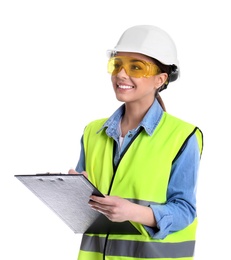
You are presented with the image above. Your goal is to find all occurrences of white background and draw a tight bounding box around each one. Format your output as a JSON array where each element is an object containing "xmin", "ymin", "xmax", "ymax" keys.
[{"xmin": 1, "ymin": 0, "xmax": 230, "ymax": 259}]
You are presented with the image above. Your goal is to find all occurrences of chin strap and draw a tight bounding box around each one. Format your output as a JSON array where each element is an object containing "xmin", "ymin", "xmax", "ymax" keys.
[{"xmin": 156, "ymin": 93, "xmax": 166, "ymax": 112}]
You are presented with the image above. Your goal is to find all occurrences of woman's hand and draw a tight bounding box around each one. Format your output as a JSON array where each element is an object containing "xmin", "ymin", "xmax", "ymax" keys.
[
  {"xmin": 89, "ymin": 195, "xmax": 157, "ymax": 227},
  {"xmin": 68, "ymin": 168, "xmax": 88, "ymax": 178},
  {"xmin": 88, "ymin": 195, "xmax": 133, "ymax": 222}
]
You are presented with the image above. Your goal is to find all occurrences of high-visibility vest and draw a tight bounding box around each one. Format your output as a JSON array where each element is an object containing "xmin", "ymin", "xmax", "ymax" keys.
[{"xmin": 78, "ymin": 112, "xmax": 203, "ymax": 260}]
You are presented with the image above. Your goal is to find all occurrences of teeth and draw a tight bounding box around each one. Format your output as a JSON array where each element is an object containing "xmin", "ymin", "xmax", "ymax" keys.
[{"xmin": 118, "ymin": 85, "xmax": 133, "ymax": 89}]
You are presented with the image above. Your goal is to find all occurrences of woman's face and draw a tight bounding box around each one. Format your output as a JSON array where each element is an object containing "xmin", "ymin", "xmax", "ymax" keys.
[{"xmin": 111, "ymin": 52, "xmax": 167, "ymax": 105}]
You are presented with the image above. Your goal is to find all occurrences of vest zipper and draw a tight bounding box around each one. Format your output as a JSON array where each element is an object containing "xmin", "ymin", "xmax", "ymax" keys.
[
  {"xmin": 103, "ymin": 233, "xmax": 109, "ymax": 260},
  {"xmin": 107, "ymin": 127, "xmax": 143, "ymax": 195}
]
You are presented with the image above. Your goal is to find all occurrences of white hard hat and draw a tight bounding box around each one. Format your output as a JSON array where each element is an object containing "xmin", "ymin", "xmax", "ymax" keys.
[{"xmin": 107, "ymin": 25, "xmax": 179, "ymax": 68}]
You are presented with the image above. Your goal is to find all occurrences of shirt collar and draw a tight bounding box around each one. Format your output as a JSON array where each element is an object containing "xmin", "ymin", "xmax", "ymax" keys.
[{"xmin": 98, "ymin": 99, "xmax": 163, "ymax": 136}]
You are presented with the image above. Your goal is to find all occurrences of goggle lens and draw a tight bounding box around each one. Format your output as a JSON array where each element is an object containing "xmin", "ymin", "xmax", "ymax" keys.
[{"xmin": 107, "ymin": 56, "xmax": 161, "ymax": 78}]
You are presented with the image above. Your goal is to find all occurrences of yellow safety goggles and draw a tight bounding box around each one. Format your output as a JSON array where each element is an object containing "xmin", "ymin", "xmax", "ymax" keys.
[{"xmin": 107, "ymin": 56, "xmax": 161, "ymax": 78}]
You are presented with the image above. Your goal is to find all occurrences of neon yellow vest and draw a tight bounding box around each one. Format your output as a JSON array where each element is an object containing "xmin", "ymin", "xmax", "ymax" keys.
[{"xmin": 78, "ymin": 112, "xmax": 203, "ymax": 260}]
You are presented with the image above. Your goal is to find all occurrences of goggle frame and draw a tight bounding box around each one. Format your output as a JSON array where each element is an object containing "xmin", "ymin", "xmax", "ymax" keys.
[{"xmin": 107, "ymin": 56, "xmax": 161, "ymax": 78}]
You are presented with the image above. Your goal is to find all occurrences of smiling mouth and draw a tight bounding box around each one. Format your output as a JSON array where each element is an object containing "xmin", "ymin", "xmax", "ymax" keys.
[{"xmin": 118, "ymin": 85, "xmax": 134, "ymax": 89}]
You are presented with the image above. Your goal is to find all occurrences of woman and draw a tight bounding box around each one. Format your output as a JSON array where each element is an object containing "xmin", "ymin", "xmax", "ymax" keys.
[{"xmin": 69, "ymin": 25, "xmax": 203, "ymax": 260}]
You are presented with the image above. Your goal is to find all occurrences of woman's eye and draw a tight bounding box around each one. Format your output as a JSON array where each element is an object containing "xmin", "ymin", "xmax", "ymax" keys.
[
  {"xmin": 130, "ymin": 64, "xmax": 142, "ymax": 70},
  {"xmin": 114, "ymin": 62, "xmax": 121, "ymax": 69}
]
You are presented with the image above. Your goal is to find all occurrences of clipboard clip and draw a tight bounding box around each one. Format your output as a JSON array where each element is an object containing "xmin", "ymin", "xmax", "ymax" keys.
[{"xmin": 36, "ymin": 172, "xmax": 64, "ymax": 175}]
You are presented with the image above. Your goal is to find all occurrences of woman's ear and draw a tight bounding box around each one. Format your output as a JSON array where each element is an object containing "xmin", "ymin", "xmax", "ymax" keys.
[{"xmin": 155, "ymin": 73, "xmax": 168, "ymax": 90}]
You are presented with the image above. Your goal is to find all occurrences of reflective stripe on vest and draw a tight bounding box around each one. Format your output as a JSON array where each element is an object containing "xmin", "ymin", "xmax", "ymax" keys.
[{"xmin": 81, "ymin": 234, "xmax": 195, "ymax": 258}]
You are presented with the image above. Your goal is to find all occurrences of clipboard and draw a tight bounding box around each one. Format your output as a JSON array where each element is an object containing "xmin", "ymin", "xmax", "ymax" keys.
[{"xmin": 14, "ymin": 173, "xmax": 140, "ymax": 235}]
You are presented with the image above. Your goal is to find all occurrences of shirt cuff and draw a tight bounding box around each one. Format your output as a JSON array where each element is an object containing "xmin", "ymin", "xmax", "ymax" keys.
[{"xmin": 144, "ymin": 204, "xmax": 173, "ymax": 239}]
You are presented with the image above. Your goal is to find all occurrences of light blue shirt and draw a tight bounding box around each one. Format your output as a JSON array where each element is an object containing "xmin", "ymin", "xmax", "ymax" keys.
[{"xmin": 76, "ymin": 99, "xmax": 201, "ymax": 239}]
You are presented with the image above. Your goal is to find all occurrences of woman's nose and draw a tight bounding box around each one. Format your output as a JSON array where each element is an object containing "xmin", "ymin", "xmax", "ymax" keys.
[{"xmin": 117, "ymin": 67, "xmax": 128, "ymax": 78}]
